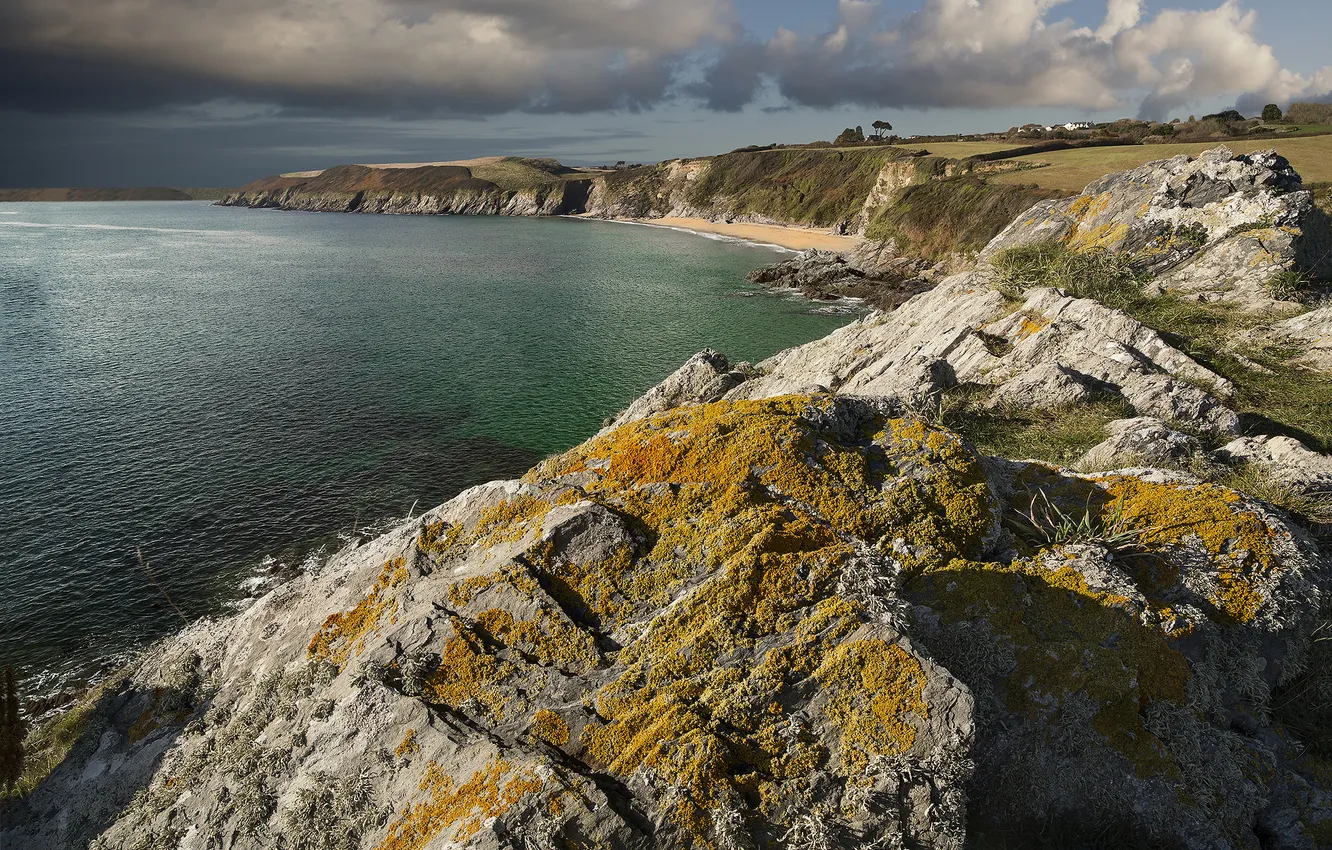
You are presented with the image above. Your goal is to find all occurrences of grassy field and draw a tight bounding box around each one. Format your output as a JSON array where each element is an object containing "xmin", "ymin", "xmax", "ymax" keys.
[
  {"xmin": 897, "ymin": 141, "xmax": 1031, "ymax": 158},
  {"xmin": 990, "ymin": 135, "xmax": 1332, "ymax": 192}
]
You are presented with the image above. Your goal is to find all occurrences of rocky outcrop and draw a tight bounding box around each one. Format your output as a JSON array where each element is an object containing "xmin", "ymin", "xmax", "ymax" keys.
[
  {"xmin": 1276, "ymin": 305, "xmax": 1332, "ymax": 371},
  {"xmin": 745, "ymin": 250, "xmax": 934, "ymax": 312},
  {"xmin": 982, "ymin": 147, "xmax": 1332, "ymax": 310},
  {"xmin": 1218, "ymin": 435, "xmax": 1332, "ymax": 494},
  {"xmin": 219, "ymin": 165, "xmax": 592, "ymax": 216},
  {"xmin": 4, "ymin": 394, "xmax": 1329, "ymax": 849},
  {"xmin": 1077, "ymin": 417, "xmax": 1203, "ymax": 471},
  {"xmin": 714, "ymin": 272, "xmax": 1239, "ymax": 438}
]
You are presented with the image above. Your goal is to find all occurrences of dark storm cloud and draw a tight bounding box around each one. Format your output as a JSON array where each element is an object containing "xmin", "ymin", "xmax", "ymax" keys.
[
  {"xmin": 0, "ymin": 0, "xmax": 736, "ymax": 116},
  {"xmin": 2, "ymin": 0, "xmax": 1327, "ymax": 121}
]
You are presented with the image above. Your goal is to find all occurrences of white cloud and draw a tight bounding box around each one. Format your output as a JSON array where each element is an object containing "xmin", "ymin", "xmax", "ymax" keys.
[{"xmin": 706, "ymin": 0, "xmax": 1332, "ymax": 119}]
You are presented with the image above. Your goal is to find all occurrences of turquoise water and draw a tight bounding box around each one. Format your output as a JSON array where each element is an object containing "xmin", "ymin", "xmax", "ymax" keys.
[{"xmin": 0, "ymin": 202, "xmax": 851, "ymax": 695}]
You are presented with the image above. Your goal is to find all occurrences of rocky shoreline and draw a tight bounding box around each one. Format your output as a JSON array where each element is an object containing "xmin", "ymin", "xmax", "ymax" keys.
[{"xmin": 5, "ymin": 147, "xmax": 1332, "ymax": 849}]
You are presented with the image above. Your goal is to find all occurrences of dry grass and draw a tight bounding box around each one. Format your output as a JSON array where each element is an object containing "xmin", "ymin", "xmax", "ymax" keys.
[
  {"xmin": 895, "ymin": 141, "xmax": 1032, "ymax": 158},
  {"xmin": 990, "ymin": 135, "xmax": 1332, "ymax": 192}
]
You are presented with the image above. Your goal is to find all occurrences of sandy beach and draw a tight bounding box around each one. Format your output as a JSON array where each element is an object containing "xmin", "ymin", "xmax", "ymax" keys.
[{"xmin": 632, "ymin": 217, "xmax": 860, "ymax": 252}]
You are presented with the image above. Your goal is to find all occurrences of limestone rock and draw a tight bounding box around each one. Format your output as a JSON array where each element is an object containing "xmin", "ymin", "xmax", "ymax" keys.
[
  {"xmin": 1078, "ymin": 417, "xmax": 1203, "ymax": 471},
  {"xmin": 1276, "ymin": 305, "xmax": 1332, "ymax": 372},
  {"xmin": 721, "ymin": 274, "xmax": 1235, "ymax": 435},
  {"xmin": 985, "ymin": 363, "xmax": 1091, "ymax": 410},
  {"xmin": 605, "ymin": 348, "xmax": 749, "ymax": 430},
  {"xmin": 1217, "ymin": 434, "xmax": 1332, "ymax": 494},
  {"xmin": 981, "ymin": 147, "xmax": 1332, "ymax": 310}
]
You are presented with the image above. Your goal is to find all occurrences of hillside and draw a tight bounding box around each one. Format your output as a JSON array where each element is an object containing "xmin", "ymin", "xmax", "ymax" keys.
[
  {"xmin": 0, "ymin": 187, "xmax": 195, "ymax": 202},
  {"xmin": 221, "ymin": 148, "xmax": 1059, "ymax": 266},
  {"xmin": 5, "ymin": 147, "xmax": 1332, "ymax": 849}
]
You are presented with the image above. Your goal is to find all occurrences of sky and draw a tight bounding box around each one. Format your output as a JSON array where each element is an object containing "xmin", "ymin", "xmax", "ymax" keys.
[{"xmin": 2, "ymin": 0, "xmax": 1331, "ymax": 187}]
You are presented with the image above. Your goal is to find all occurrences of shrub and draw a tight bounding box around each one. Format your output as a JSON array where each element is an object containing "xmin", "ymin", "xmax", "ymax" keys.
[
  {"xmin": 1262, "ymin": 104, "xmax": 1284, "ymax": 122},
  {"xmin": 866, "ymin": 179, "xmax": 1063, "ymax": 260},
  {"xmin": 1285, "ymin": 102, "xmax": 1332, "ymax": 125}
]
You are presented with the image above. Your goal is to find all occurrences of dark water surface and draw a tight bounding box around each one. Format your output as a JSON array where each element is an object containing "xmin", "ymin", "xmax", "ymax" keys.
[{"xmin": 0, "ymin": 202, "xmax": 851, "ymax": 694}]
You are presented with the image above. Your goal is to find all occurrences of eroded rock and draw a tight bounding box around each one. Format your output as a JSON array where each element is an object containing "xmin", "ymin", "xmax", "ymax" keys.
[{"xmin": 982, "ymin": 147, "xmax": 1332, "ymax": 310}]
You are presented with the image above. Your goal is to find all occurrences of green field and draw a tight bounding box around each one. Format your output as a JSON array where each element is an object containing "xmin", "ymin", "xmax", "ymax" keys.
[{"xmin": 989, "ymin": 135, "xmax": 1332, "ymax": 192}]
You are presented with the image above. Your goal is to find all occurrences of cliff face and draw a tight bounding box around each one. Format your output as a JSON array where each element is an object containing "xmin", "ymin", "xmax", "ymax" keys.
[
  {"xmin": 7, "ymin": 148, "xmax": 1332, "ymax": 850},
  {"xmin": 219, "ymin": 149, "xmax": 1059, "ymax": 270},
  {"xmin": 219, "ymin": 164, "xmax": 593, "ymax": 216}
]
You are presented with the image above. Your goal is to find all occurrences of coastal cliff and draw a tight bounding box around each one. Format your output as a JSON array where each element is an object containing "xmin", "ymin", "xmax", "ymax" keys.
[
  {"xmin": 7, "ymin": 148, "xmax": 1332, "ymax": 849},
  {"xmin": 219, "ymin": 150, "xmax": 1059, "ymax": 268}
]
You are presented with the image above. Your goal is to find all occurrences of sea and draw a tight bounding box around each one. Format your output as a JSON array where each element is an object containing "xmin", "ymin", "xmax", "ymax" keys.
[{"xmin": 0, "ymin": 201, "xmax": 853, "ymax": 699}]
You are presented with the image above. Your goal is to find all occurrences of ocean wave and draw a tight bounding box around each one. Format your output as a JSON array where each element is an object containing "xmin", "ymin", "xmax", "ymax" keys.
[{"xmin": 574, "ymin": 217, "xmax": 798, "ymax": 254}]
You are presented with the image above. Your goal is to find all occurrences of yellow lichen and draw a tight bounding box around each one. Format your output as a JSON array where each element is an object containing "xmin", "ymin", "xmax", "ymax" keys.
[
  {"xmin": 308, "ymin": 557, "xmax": 410, "ymax": 669},
  {"xmin": 396, "ymin": 728, "xmax": 420, "ymax": 759},
  {"xmin": 421, "ymin": 619, "xmax": 518, "ymax": 720},
  {"xmin": 375, "ymin": 759, "xmax": 544, "ymax": 850},
  {"xmin": 528, "ymin": 709, "xmax": 570, "ymax": 747},
  {"xmin": 1099, "ymin": 477, "xmax": 1277, "ymax": 624},
  {"xmin": 813, "ymin": 639, "xmax": 928, "ymax": 771}
]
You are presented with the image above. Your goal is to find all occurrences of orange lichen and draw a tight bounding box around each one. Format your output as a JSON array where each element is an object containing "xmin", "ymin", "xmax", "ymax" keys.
[
  {"xmin": 528, "ymin": 709, "xmax": 570, "ymax": 747},
  {"xmin": 421, "ymin": 619, "xmax": 518, "ymax": 720},
  {"xmin": 1016, "ymin": 313, "xmax": 1050, "ymax": 339},
  {"xmin": 375, "ymin": 759, "xmax": 544, "ymax": 850},
  {"xmin": 814, "ymin": 639, "xmax": 928, "ymax": 771},
  {"xmin": 396, "ymin": 728, "xmax": 420, "ymax": 759},
  {"xmin": 1099, "ymin": 477, "xmax": 1277, "ymax": 624},
  {"xmin": 308, "ymin": 557, "xmax": 410, "ymax": 669}
]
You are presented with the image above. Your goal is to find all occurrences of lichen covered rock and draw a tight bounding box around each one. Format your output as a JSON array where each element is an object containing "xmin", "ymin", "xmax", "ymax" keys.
[
  {"xmin": 5, "ymin": 394, "xmax": 1330, "ymax": 850},
  {"xmin": 981, "ymin": 147, "xmax": 1332, "ymax": 310}
]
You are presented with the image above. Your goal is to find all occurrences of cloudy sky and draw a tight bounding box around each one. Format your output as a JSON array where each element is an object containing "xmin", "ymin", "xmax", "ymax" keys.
[{"xmin": 2, "ymin": 0, "xmax": 1330, "ymax": 187}]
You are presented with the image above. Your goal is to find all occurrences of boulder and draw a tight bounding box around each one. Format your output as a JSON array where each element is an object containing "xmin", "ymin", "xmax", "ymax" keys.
[
  {"xmin": 981, "ymin": 147, "xmax": 1332, "ymax": 311},
  {"xmin": 1217, "ymin": 434, "xmax": 1332, "ymax": 495},
  {"xmin": 985, "ymin": 363, "xmax": 1091, "ymax": 411},
  {"xmin": 605, "ymin": 348, "xmax": 749, "ymax": 429},
  {"xmin": 1276, "ymin": 305, "xmax": 1332, "ymax": 372},
  {"xmin": 1077, "ymin": 416, "xmax": 1203, "ymax": 471}
]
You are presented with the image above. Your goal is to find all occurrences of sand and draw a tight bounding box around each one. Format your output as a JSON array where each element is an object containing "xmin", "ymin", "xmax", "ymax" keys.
[{"xmin": 634, "ymin": 217, "xmax": 858, "ymax": 252}]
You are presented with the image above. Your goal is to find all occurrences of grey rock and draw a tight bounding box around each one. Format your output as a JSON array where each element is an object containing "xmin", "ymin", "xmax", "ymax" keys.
[
  {"xmin": 1217, "ymin": 434, "xmax": 1332, "ymax": 494},
  {"xmin": 1276, "ymin": 305, "xmax": 1332, "ymax": 372},
  {"xmin": 605, "ymin": 348, "xmax": 749, "ymax": 430},
  {"xmin": 985, "ymin": 363, "xmax": 1091, "ymax": 410},
  {"xmin": 747, "ymin": 250, "xmax": 932, "ymax": 311},
  {"xmin": 1078, "ymin": 417, "xmax": 1203, "ymax": 471},
  {"xmin": 981, "ymin": 147, "xmax": 1332, "ymax": 311}
]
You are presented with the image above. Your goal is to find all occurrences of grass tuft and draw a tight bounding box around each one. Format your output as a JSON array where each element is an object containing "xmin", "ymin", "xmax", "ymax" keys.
[{"xmin": 991, "ymin": 243, "xmax": 1332, "ymax": 453}]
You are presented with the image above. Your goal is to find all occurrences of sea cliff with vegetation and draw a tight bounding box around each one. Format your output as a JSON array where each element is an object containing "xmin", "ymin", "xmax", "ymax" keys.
[{"xmin": 5, "ymin": 147, "xmax": 1332, "ymax": 849}]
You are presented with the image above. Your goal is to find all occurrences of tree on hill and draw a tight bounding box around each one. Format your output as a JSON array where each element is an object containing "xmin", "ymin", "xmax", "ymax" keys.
[
  {"xmin": 870, "ymin": 120, "xmax": 893, "ymax": 140},
  {"xmin": 1262, "ymin": 103, "xmax": 1284, "ymax": 122},
  {"xmin": 0, "ymin": 666, "xmax": 24, "ymax": 795},
  {"xmin": 834, "ymin": 126, "xmax": 866, "ymax": 145},
  {"xmin": 1201, "ymin": 109, "xmax": 1246, "ymax": 123}
]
